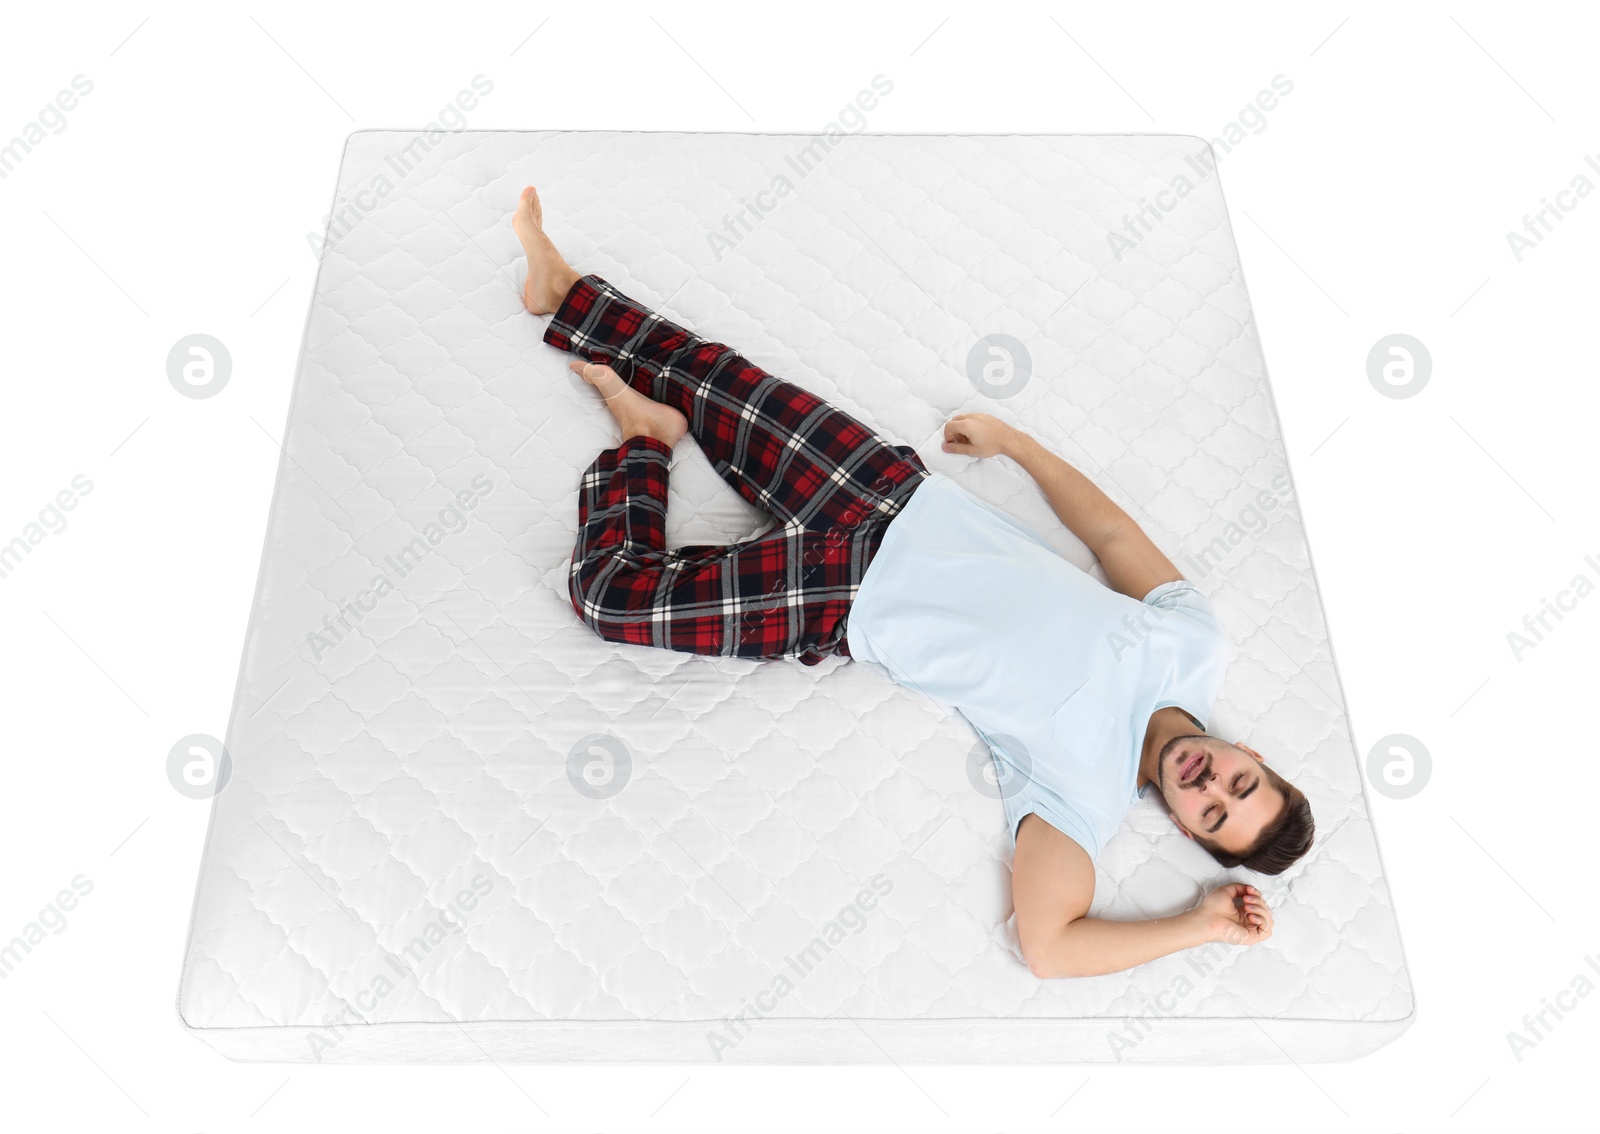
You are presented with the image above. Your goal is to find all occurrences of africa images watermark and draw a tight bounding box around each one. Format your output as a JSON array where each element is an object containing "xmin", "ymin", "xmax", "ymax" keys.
[
  {"xmin": 305, "ymin": 476, "xmax": 494, "ymax": 661},
  {"xmin": 1103, "ymin": 473, "xmax": 1295, "ymax": 661},
  {"xmin": 1109, "ymin": 74, "xmax": 1294, "ymax": 262},
  {"xmin": 305, "ymin": 74, "xmax": 496, "ymax": 260},
  {"xmin": 1505, "ymin": 949, "xmax": 1600, "ymax": 1063},
  {"xmin": 0, "ymin": 874, "xmax": 94, "ymax": 980},
  {"xmin": 1106, "ymin": 939, "xmax": 1229, "ymax": 1061},
  {"xmin": 1504, "ymin": 551, "xmax": 1600, "ymax": 661},
  {"xmin": 1365, "ymin": 733, "xmax": 1432, "ymax": 801},
  {"xmin": 0, "ymin": 74, "xmax": 94, "ymax": 181},
  {"xmin": 707, "ymin": 74, "xmax": 895, "ymax": 263},
  {"xmin": 1504, "ymin": 149, "xmax": 1600, "ymax": 263},
  {"xmin": 567, "ymin": 733, "xmax": 632, "ymax": 799},
  {"xmin": 0, "ymin": 473, "xmax": 93, "ymax": 582},
  {"xmin": 1176, "ymin": 472, "xmax": 1295, "ymax": 583},
  {"xmin": 706, "ymin": 874, "xmax": 895, "ymax": 1061},
  {"xmin": 306, "ymin": 873, "xmax": 494, "ymax": 1061},
  {"xmin": 737, "ymin": 470, "xmax": 901, "ymax": 652}
]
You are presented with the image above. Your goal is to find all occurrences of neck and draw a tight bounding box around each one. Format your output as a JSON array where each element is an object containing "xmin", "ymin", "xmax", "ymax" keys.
[{"xmin": 1138, "ymin": 706, "xmax": 1203, "ymax": 789}]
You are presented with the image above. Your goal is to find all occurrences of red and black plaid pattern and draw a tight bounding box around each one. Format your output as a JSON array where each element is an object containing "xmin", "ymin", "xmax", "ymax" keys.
[{"xmin": 549, "ymin": 275, "xmax": 928, "ymax": 665}]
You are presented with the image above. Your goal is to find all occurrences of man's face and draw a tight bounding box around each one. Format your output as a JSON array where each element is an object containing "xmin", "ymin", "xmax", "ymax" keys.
[{"xmin": 1156, "ymin": 734, "xmax": 1284, "ymax": 855}]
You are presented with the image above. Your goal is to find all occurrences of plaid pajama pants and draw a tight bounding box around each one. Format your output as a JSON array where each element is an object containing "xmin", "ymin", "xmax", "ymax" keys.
[{"xmin": 547, "ymin": 275, "xmax": 930, "ymax": 665}]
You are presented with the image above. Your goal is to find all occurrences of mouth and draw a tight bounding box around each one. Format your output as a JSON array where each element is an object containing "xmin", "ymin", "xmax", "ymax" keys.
[{"xmin": 1176, "ymin": 749, "xmax": 1206, "ymax": 785}]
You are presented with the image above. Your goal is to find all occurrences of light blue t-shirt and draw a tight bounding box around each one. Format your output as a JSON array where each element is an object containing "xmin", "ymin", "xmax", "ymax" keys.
[{"xmin": 846, "ymin": 473, "xmax": 1230, "ymax": 860}]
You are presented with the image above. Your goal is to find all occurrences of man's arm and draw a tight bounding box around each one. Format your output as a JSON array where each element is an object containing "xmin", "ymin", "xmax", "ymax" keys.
[
  {"xmin": 1012, "ymin": 814, "xmax": 1273, "ymax": 978},
  {"xmin": 942, "ymin": 414, "xmax": 1181, "ymax": 600}
]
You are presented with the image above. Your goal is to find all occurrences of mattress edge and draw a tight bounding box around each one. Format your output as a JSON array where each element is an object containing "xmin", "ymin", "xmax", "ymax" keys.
[
  {"xmin": 173, "ymin": 129, "xmax": 364, "ymax": 1022},
  {"xmin": 1200, "ymin": 140, "xmax": 1420, "ymax": 1022},
  {"xmin": 180, "ymin": 1011, "xmax": 1418, "ymax": 1065}
]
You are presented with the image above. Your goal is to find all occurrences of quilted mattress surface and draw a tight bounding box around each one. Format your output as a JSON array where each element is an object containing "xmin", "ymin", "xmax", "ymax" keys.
[{"xmin": 177, "ymin": 129, "xmax": 1414, "ymax": 1063}]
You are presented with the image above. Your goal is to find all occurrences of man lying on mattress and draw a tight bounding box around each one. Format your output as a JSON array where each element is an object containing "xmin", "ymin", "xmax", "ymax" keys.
[{"xmin": 513, "ymin": 185, "xmax": 1315, "ymax": 979}]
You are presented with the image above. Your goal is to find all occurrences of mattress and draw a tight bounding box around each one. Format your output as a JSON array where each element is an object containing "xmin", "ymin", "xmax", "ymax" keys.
[{"xmin": 177, "ymin": 129, "xmax": 1414, "ymax": 1063}]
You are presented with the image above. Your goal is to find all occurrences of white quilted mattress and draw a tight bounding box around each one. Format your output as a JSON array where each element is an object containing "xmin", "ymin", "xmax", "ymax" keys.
[{"xmin": 177, "ymin": 129, "xmax": 1414, "ymax": 1063}]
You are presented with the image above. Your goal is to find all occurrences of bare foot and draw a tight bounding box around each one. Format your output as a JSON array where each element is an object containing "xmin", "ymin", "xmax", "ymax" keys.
[
  {"xmin": 514, "ymin": 186, "xmax": 581, "ymax": 314},
  {"xmin": 570, "ymin": 360, "xmax": 688, "ymax": 447}
]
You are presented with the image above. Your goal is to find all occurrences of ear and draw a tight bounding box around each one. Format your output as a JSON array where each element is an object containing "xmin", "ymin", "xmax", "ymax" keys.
[
  {"xmin": 1169, "ymin": 811, "xmax": 1194, "ymax": 840},
  {"xmin": 1236, "ymin": 742, "xmax": 1265, "ymax": 765}
]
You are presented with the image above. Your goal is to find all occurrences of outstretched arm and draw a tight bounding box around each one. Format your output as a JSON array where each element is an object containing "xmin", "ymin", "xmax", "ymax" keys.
[
  {"xmin": 1012, "ymin": 814, "xmax": 1272, "ymax": 979},
  {"xmin": 943, "ymin": 413, "xmax": 1181, "ymax": 600}
]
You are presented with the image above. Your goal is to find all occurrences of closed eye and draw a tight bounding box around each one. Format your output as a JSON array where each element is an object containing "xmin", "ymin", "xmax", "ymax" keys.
[{"xmin": 1210, "ymin": 775, "xmax": 1261, "ymax": 833}]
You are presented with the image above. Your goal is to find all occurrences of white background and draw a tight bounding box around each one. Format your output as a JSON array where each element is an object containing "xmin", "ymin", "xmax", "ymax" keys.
[{"xmin": 2, "ymin": 1, "xmax": 1596, "ymax": 1131}]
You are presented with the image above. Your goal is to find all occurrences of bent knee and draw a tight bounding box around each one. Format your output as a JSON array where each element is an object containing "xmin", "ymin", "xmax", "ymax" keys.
[
  {"xmin": 568, "ymin": 559, "xmax": 603, "ymax": 626},
  {"xmin": 567, "ymin": 554, "xmax": 648, "ymax": 644}
]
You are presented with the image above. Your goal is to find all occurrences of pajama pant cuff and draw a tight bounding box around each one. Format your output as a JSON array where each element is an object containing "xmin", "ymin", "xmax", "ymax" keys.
[
  {"xmin": 615, "ymin": 435, "xmax": 674, "ymax": 461},
  {"xmin": 543, "ymin": 274, "xmax": 609, "ymax": 354}
]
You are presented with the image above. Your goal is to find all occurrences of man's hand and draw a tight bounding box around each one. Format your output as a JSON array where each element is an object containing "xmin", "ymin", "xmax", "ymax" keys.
[
  {"xmin": 942, "ymin": 413, "xmax": 1019, "ymax": 459},
  {"xmin": 1191, "ymin": 883, "xmax": 1274, "ymax": 946}
]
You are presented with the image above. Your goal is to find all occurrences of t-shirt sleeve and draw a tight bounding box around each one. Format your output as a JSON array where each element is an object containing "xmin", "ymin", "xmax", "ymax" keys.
[
  {"xmin": 1142, "ymin": 578, "xmax": 1220, "ymax": 623},
  {"xmin": 987, "ymin": 732, "xmax": 1104, "ymax": 859},
  {"xmin": 1140, "ymin": 579, "xmax": 1230, "ymax": 727}
]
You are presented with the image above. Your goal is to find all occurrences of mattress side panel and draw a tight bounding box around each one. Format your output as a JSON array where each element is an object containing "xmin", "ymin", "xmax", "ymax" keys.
[{"xmin": 183, "ymin": 1013, "xmax": 1415, "ymax": 1064}]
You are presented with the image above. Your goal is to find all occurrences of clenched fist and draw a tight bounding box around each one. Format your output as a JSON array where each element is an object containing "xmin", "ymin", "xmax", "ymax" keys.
[
  {"xmin": 1191, "ymin": 883, "xmax": 1274, "ymax": 946},
  {"xmin": 942, "ymin": 413, "xmax": 1019, "ymax": 459}
]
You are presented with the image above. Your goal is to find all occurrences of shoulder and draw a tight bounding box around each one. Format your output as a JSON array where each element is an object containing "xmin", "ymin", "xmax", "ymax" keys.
[
  {"xmin": 1140, "ymin": 579, "xmax": 1229, "ymax": 672},
  {"xmin": 1003, "ymin": 785, "xmax": 1108, "ymax": 864},
  {"xmin": 1141, "ymin": 577, "xmax": 1213, "ymax": 613},
  {"xmin": 1141, "ymin": 579, "xmax": 1224, "ymax": 634}
]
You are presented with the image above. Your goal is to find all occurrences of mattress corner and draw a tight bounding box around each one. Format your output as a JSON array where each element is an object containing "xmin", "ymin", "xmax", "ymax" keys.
[
  {"xmin": 1170, "ymin": 132, "xmax": 1219, "ymax": 167},
  {"xmin": 173, "ymin": 980, "xmax": 250, "ymax": 1062},
  {"xmin": 337, "ymin": 127, "xmax": 385, "ymax": 160},
  {"xmin": 173, "ymin": 966, "xmax": 203, "ymax": 1036},
  {"xmin": 1392, "ymin": 987, "xmax": 1420, "ymax": 1035}
]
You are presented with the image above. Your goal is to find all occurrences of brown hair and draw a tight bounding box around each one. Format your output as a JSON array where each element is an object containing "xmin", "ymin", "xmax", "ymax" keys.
[{"xmin": 1196, "ymin": 767, "xmax": 1314, "ymax": 875}]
